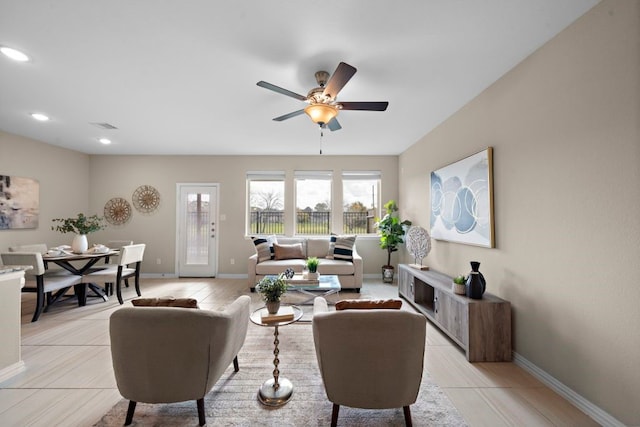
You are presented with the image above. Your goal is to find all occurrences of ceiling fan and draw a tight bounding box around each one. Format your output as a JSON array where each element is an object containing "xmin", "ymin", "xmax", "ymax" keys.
[{"xmin": 257, "ymin": 62, "xmax": 389, "ymax": 131}]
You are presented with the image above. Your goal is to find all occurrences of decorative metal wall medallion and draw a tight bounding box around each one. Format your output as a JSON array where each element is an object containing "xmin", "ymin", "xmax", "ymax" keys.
[
  {"xmin": 132, "ymin": 185, "xmax": 160, "ymax": 213},
  {"xmin": 104, "ymin": 197, "xmax": 132, "ymax": 225}
]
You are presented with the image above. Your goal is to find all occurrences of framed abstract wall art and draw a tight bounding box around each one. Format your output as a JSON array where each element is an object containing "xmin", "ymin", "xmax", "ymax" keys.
[
  {"xmin": 0, "ymin": 174, "xmax": 40, "ymax": 230},
  {"xmin": 430, "ymin": 148, "xmax": 494, "ymax": 248}
]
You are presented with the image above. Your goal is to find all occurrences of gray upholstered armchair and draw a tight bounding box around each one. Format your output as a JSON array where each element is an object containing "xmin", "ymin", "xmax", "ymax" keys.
[
  {"xmin": 312, "ymin": 297, "xmax": 426, "ymax": 427},
  {"xmin": 109, "ymin": 295, "xmax": 251, "ymax": 426}
]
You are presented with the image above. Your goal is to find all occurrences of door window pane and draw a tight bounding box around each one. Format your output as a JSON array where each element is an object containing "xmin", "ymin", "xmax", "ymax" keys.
[{"xmin": 186, "ymin": 192, "xmax": 209, "ymax": 265}]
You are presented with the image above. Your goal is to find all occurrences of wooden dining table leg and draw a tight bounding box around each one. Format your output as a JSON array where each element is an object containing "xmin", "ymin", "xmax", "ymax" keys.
[{"xmin": 74, "ymin": 283, "xmax": 88, "ymax": 306}]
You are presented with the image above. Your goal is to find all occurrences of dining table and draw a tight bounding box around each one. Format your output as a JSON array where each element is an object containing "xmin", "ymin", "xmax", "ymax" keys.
[{"xmin": 42, "ymin": 250, "xmax": 119, "ymax": 306}]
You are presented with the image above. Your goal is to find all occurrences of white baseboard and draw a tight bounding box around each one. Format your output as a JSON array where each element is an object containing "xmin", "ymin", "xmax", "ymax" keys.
[
  {"xmin": 512, "ymin": 352, "xmax": 624, "ymax": 427},
  {"xmin": 141, "ymin": 273, "xmax": 248, "ymax": 279},
  {"xmin": 141, "ymin": 273, "xmax": 178, "ymax": 279},
  {"xmin": 216, "ymin": 273, "xmax": 247, "ymax": 279},
  {"xmin": 0, "ymin": 361, "xmax": 25, "ymax": 383}
]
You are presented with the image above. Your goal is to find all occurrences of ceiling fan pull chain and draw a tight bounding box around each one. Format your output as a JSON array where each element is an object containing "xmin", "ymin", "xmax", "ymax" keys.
[{"xmin": 319, "ymin": 126, "xmax": 324, "ymax": 155}]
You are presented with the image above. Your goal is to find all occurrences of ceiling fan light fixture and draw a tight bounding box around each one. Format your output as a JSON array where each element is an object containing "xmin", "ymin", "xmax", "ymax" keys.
[{"xmin": 304, "ymin": 103, "xmax": 338, "ymax": 125}]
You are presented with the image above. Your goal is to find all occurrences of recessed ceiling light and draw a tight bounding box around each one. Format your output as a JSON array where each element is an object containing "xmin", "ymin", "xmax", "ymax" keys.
[
  {"xmin": 30, "ymin": 113, "xmax": 49, "ymax": 121},
  {"xmin": 98, "ymin": 138, "xmax": 112, "ymax": 145},
  {"xmin": 0, "ymin": 46, "xmax": 30, "ymax": 62}
]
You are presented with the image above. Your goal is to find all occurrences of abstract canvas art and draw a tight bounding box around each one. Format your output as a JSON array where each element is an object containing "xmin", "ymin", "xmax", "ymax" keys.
[
  {"xmin": 0, "ymin": 175, "xmax": 40, "ymax": 230},
  {"xmin": 430, "ymin": 148, "xmax": 494, "ymax": 248}
]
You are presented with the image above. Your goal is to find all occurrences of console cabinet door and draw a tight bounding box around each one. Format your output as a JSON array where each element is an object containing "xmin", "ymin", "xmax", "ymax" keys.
[
  {"xmin": 434, "ymin": 290, "xmax": 468, "ymax": 347},
  {"xmin": 398, "ymin": 267, "xmax": 414, "ymax": 300}
]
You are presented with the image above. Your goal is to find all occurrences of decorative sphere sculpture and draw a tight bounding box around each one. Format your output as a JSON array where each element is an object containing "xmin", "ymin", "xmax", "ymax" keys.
[{"xmin": 405, "ymin": 226, "xmax": 431, "ymax": 266}]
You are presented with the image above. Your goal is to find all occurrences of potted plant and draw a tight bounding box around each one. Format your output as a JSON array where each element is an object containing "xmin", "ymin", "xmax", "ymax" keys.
[
  {"xmin": 452, "ymin": 274, "xmax": 467, "ymax": 295},
  {"xmin": 51, "ymin": 213, "xmax": 106, "ymax": 254},
  {"xmin": 256, "ymin": 273, "xmax": 288, "ymax": 314},
  {"xmin": 305, "ymin": 257, "xmax": 319, "ymax": 280},
  {"xmin": 375, "ymin": 200, "xmax": 412, "ymax": 283}
]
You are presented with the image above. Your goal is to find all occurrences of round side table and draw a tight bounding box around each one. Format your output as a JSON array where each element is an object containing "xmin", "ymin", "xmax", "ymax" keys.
[{"xmin": 249, "ymin": 304, "xmax": 303, "ymax": 407}]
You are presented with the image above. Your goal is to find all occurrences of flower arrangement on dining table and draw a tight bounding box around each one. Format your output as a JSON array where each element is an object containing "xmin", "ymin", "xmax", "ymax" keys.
[
  {"xmin": 51, "ymin": 213, "xmax": 106, "ymax": 235},
  {"xmin": 51, "ymin": 213, "xmax": 107, "ymax": 254}
]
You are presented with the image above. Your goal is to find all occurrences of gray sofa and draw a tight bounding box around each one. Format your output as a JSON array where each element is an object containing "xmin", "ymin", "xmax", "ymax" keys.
[{"xmin": 248, "ymin": 237, "xmax": 362, "ymax": 292}]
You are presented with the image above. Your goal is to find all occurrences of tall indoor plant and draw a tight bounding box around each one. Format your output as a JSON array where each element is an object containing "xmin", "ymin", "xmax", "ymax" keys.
[
  {"xmin": 375, "ymin": 200, "xmax": 411, "ymax": 283},
  {"xmin": 51, "ymin": 213, "xmax": 106, "ymax": 253}
]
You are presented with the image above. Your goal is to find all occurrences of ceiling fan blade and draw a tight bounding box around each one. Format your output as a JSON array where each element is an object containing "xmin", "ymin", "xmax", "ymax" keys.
[
  {"xmin": 257, "ymin": 81, "xmax": 307, "ymax": 101},
  {"xmin": 273, "ymin": 109, "xmax": 305, "ymax": 121},
  {"xmin": 327, "ymin": 117, "xmax": 342, "ymax": 131},
  {"xmin": 339, "ymin": 101, "xmax": 389, "ymax": 111},
  {"xmin": 322, "ymin": 62, "xmax": 357, "ymax": 99}
]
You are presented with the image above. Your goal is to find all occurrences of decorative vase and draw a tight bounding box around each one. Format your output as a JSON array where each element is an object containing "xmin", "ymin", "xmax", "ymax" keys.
[
  {"xmin": 382, "ymin": 266, "xmax": 394, "ymax": 283},
  {"xmin": 71, "ymin": 234, "xmax": 88, "ymax": 254},
  {"xmin": 266, "ymin": 300, "xmax": 280, "ymax": 314},
  {"xmin": 466, "ymin": 261, "xmax": 486, "ymax": 299}
]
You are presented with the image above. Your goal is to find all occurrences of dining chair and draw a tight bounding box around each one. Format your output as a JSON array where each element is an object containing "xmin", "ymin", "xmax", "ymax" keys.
[
  {"xmin": 102, "ymin": 240, "xmax": 134, "ymax": 295},
  {"xmin": 8, "ymin": 243, "xmax": 48, "ymax": 254},
  {"xmin": 9, "ymin": 243, "xmax": 64, "ymax": 272},
  {"xmin": 86, "ymin": 244, "xmax": 146, "ymax": 304},
  {"xmin": 1, "ymin": 252, "xmax": 83, "ymax": 322}
]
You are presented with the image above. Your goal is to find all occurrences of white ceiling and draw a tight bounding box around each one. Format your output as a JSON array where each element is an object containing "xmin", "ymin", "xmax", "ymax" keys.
[{"xmin": 0, "ymin": 0, "xmax": 598, "ymax": 156}]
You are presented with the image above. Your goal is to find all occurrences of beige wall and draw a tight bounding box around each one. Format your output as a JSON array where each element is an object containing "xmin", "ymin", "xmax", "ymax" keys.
[
  {"xmin": 399, "ymin": 1, "xmax": 639, "ymax": 424},
  {"xmin": 0, "ymin": 131, "xmax": 90, "ymax": 251},
  {"xmin": 87, "ymin": 155, "xmax": 398, "ymax": 276}
]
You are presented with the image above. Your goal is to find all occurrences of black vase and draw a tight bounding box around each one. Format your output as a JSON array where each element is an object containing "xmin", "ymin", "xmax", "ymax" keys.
[{"xmin": 466, "ymin": 261, "xmax": 486, "ymax": 299}]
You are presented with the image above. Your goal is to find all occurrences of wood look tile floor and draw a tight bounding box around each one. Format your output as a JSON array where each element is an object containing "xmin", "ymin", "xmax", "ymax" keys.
[{"xmin": 0, "ymin": 278, "xmax": 599, "ymax": 426}]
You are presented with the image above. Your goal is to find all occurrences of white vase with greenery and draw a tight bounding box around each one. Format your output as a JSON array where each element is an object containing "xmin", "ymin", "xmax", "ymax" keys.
[{"xmin": 51, "ymin": 213, "xmax": 106, "ymax": 254}]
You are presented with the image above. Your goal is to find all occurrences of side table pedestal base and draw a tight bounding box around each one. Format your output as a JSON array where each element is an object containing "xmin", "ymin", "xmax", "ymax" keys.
[{"xmin": 257, "ymin": 377, "xmax": 293, "ymax": 407}]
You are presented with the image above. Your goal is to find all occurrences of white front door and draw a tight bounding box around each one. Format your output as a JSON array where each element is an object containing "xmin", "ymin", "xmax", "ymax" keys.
[{"xmin": 176, "ymin": 184, "xmax": 218, "ymax": 277}]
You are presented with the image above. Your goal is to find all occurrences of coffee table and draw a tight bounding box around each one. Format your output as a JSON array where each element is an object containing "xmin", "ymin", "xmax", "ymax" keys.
[
  {"xmin": 268, "ymin": 274, "xmax": 342, "ymax": 305},
  {"xmin": 249, "ymin": 304, "xmax": 303, "ymax": 407}
]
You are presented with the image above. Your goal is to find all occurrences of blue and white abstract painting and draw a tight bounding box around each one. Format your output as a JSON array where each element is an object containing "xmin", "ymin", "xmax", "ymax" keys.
[{"xmin": 430, "ymin": 148, "xmax": 494, "ymax": 248}]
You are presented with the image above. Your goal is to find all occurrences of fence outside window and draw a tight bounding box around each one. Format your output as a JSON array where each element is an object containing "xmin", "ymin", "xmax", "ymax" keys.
[{"xmin": 249, "ymin": 211, "xmax": 373, "ymax": 235}]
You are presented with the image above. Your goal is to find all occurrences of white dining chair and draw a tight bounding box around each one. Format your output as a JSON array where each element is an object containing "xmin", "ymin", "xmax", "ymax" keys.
[
  {"xmin": 1, "ymin": 252, "xmax": 83, "ymax": 322},
  {"xmin": 86, "ymin": 244, "xmax": 146, "ymax": 304},
  {"xmin": 102, "ymin": 240, "xmax": 135, "ymax": 295}
]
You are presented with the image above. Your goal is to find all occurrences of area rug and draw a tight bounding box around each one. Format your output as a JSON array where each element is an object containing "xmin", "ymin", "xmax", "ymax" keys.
[{"xmin": 95, "ymin": 322, "xmax": 467, "ymax": 426}]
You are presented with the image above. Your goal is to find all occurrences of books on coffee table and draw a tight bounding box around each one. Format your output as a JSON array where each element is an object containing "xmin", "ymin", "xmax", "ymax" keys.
[
  {"xmin": 285, "ymin": 274, "xmax": 319, "ymax": 286},
  {"xmin": 261, "ymin": 306, "xmax": 295, "ymax": 324}
]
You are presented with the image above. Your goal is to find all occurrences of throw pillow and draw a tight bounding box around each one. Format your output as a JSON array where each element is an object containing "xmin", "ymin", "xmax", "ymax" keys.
[
  {"xmin": 273, "ymin": 243, "xmax": 305, "ymax": 260},
  {"xmin": 327, "ymin": 234, "xmax": 356, "ymax": 261},
  {"xmin": 132, "ymin": 297, "xmax": 199, "ymax": 309},
  {"xmin": 326, "ymin": 233, "xmax": 337, "ymax": 259},
  {"xmin": 335, "ymin": 299, "xmax": 402, "ymax": 310},
  {"xmin": 252, "ymin": 234, "xmax": 278, "ymax": 263}
]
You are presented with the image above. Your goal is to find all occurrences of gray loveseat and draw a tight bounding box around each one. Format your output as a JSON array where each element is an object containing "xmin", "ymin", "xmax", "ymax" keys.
[{"xmin": 248, "ymin": 237, "xmax": 362, "ymax": 292}]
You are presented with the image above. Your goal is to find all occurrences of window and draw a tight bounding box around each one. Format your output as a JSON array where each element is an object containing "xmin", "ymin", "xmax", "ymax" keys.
[
  {"xmin": 342, "ymin": 171, "xmax": 381, "ymax": 234},
  {"xmin": 247, "ymin": 171, "xmax": 285, "ymax": 235},
  {"xmin": 295, "ymin": 171, "xmax": 332, "ymax": 235}
]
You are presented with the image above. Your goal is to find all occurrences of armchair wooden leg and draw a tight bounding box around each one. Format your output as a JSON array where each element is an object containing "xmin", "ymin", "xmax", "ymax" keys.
[
  {"xmin": 331, "ymin": 403, "xmax": 340, "ymax": 427},
  {"xmin": 124, "ymin": 400, "xmax": 136, "ymax": 425},
  {"xmin": 197, "ymin": 398, "xmax": 206, "ymax": 426},
  {"xmin": 233, "ymin": 355, "xmax": 239, "ymax": 372},
  {"xmin": 403, "ymin": 405, "xmax": 413, "ymax": 427}
]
